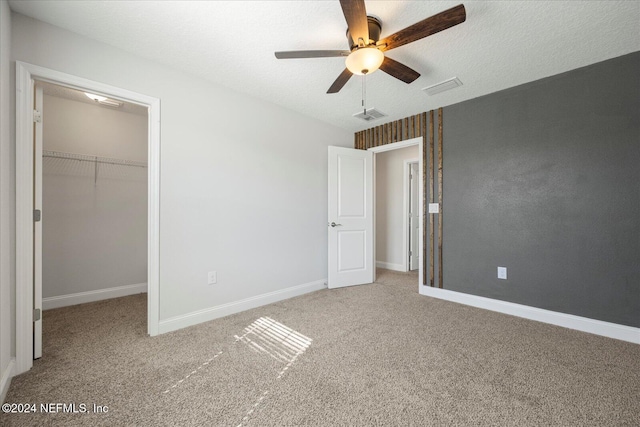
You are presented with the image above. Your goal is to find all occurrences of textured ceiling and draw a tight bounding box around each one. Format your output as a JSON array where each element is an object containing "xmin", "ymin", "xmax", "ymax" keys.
[{"xmin": 9, "ymin": 1, "xmax": 640, "ymax": 132}]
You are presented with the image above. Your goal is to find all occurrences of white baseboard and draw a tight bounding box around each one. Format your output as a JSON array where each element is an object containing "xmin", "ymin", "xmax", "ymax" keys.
[
  {"xmin": 42, "ymin": 283, "xmax": 148, "ymax": 310},
  {"xmin": 420, "ymin": 286, "xmax": 640, "ymax": 344},
  {"xmin": 159, "ymin": 279, "xmax": 327, "ymax": 334},
  {"xmin": 1, "ymin": 358, "xmax": 15, "ymax": 404},
  {"xmin": 376, "ymin": 261, "xmax": 405, "ymax": 272}
]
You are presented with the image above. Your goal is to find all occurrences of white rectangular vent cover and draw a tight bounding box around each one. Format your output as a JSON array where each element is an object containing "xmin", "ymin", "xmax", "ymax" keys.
[
  {"xmin": 353, "ymin": 108, "xmax": 387, "ymax": 122},
  {"xmin": 422, "ymin": 77, "xmax": 463, "ymax": 96}
]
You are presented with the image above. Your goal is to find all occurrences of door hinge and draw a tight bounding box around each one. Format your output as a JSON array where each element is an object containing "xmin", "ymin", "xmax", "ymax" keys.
[
  {"xmin": 33, "ymin": 109, "xmax": 42, "ymax": 123},
  {"xmin": 409, "ymin": 250, "xmax": 412, "ymax": 256},
  {"xmin": 34, "ymin": 209, "xmax": 41, "ymax": 222},
  {"xmin": 33, "ymin": 308, "xmax": 41, "ymax": 322}
]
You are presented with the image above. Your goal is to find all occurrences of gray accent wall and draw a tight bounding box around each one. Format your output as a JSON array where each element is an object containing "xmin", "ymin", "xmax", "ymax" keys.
[{"xmin": 442, "ymin": 52, "xmax": 640, "ymax": 327}]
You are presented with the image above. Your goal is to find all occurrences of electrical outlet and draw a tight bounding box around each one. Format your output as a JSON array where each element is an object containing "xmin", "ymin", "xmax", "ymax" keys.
[
  {"xmin": 497, "ymin": 267, "xmax": 507, "ymax": 280},
  {"xmin": 208, "ymin": 271, "xmax": 217, "ymax": 285}
]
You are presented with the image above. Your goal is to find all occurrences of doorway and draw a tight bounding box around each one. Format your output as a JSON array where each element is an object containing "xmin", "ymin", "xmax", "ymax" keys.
[
  {"xmin": 15, "ymin": 62, "xmax": 160, "ymax": 375},
  {"xmin": 327, "ymin": 137, "xmax": 424, "ymax": 290},
  {"xmin": 368, "ymin": 136, "xmax": 426, "ymax": 288},
  {"xmin": 34, "ymin": 80, "xmax": 149, "ymax": 358},
  {"xmin": 374, "ymin": 146, "xmax": 419, "ymax": 272},
  {"xmin": 406, "ymin": 160, "xmax": 420, "ymax": 271}
]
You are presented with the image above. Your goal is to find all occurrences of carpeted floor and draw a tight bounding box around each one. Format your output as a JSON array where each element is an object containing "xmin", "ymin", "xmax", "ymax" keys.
[{"xmin": 2, "ymin": 269, "xmax": 639, "ymax": 426}]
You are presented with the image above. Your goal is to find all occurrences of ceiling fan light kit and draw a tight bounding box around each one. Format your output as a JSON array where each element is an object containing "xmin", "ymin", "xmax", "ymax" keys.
[
  {"xmin": 345, "ymin": 47, "xmax": 384, "ymax": 75},
  {"xmin": 275, "ymin": 0, "xmax": 466, "ymax": 98}
]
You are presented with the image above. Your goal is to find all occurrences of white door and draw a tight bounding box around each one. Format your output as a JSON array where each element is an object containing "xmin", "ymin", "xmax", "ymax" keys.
[
  {"xmin": 33, "ymin": 83, "xmax": 43, "ymax": 359},
  {"xmin": 409, "ymin": 162, "xmax": 419, "ymax": 271},
  {"xmin": 328, "ymin": 146, "xmax": 374, "ymax": 288}
]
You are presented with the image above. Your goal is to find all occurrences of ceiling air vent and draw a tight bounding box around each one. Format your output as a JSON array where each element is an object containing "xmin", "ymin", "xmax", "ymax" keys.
[
  {"xmin": 422, "ymin": 77, "xmax": 463, "ymax": 96},
  {"xmin": 353, "ymin": 108, "xmax": 387, "ymax": 122}
]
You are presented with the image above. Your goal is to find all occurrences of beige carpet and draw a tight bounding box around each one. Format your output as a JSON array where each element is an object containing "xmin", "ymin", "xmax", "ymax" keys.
[{"xmin": 2, "ymin": 269, "xmax": 639, "ymax": 426}]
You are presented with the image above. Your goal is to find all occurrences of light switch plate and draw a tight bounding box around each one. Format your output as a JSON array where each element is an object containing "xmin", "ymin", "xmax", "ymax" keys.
[
  {"xmin": 497, "ymin": 267, "xmax": 507, "ymax": 280},
  {"xmin": 428, "ymin": 203, "xmax": 440, "ymax": 213}
]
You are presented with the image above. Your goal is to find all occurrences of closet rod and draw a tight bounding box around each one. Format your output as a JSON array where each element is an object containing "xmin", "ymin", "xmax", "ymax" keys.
[{"xmin": 42, "ymin": 150, "xmax": 148, "ymax": 168}]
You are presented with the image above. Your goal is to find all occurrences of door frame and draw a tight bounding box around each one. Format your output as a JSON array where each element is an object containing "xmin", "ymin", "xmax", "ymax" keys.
[
  {"xmin": 15, "ymin": 61, "xmax": 161, "ymax": 375},
  {"xmin": 33, "ymin": 83, "xmax": 43, "ymax": 359},
  {"xmin": 403, "ymin": 159, "xmax": 419, "ymax": 272},
  {"xmin": 369, "ymin": 137, "xmax": 424, "ymax": 288}
]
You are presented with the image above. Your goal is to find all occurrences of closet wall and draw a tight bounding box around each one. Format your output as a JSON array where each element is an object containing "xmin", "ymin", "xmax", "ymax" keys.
[{"xmin": 42, "ymin": 93, "xmax": 148, "ymax": 306}]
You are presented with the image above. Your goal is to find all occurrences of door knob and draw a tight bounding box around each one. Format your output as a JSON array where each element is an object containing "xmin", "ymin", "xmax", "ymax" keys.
[{"xmin": 329, "ymin": 222, "xmax": 342, "ymax": 227}]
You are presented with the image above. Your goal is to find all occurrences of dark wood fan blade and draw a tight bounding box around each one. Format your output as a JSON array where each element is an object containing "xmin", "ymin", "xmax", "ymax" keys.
[
  {"xmin": 378, "ymin": 4, "xmax": 466, "ymax": 52},
  {"xmin": 275, "ymin": 50, "xmax": 350, "ymax": 59},
  {"xmin": 327, "ymin": 68, "xmax": 353, "ymax": 93},
  {"xmin": 340, "ymin": 0, "xmax": 369, "ymax": 47},
  {"xmin": 379, "ymin": 57, "xmax": 420, "ymax": 84}
]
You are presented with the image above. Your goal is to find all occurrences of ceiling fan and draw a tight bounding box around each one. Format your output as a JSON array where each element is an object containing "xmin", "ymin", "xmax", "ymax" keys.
[{"xmin": 275, "ymin": 0, "xmax": 466, "ymax": 94}]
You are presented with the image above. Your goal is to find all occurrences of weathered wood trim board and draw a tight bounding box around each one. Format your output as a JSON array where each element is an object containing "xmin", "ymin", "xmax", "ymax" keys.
[{"xmin": 355, "ymin": 110, "xmax": 443, "ymax": 288}]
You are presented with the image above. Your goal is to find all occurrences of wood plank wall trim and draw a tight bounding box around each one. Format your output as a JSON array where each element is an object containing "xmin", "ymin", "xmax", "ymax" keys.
[
  {"xmin": 354, "ymin": 113, "xmax": 429, "ymax": 147},
  {"xmin": 429, "ymin": 110, "xmax": 435, "ymax": 287},
  {"xmin": 437, "ymin": 108, "xmax": 443, "ymax": 289},
  {"xmin": 420, "ymin": 112, "xmax": 427, "ymax": 286},
  {"xmin": 354, "ymin": 109, "xmax": 442, "ymax": 286},
  {"xmin": 353, "ymin": 110, "xmax": 444, "ymax": 287}
]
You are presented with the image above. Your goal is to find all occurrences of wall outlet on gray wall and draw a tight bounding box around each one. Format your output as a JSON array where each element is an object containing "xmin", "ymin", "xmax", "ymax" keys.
[{"xmin": 497, "ymin": 267, "xmax": 507, "ymax": 280}]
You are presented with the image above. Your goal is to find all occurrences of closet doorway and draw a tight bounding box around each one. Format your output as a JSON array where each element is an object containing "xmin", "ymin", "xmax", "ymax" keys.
[
  {"xmin": 35, "ymin": 81, "xmax": 149, "ymax": 357},
  {"xmin": 15, "ymin": 62, "xmax": 160, "ymax": 375}
]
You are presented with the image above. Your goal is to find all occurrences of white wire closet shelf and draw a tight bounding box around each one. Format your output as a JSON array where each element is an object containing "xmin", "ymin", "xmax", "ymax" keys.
[{"xmin": 42, "ymin": 150, "xmax": 148, "ymax": 168}]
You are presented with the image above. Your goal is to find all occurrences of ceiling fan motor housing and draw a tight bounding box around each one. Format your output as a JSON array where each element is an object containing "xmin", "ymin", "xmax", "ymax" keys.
[{"xmin": 346, "ymin": 15, "xmax": 382, "ymax": 49}]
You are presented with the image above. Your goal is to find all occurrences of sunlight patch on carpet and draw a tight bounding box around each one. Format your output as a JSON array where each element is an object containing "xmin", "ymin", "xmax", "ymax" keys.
[
  {"xmin": 235, "ymin": 316, "xmax": 312, "ymax": 364},
  {"xmin": 162, "ymin": 317, "xmax": 311, "ymax": 398},
  {"xmin": 236, "ymin": 317, "xmax": 312, "ymax": 426}
]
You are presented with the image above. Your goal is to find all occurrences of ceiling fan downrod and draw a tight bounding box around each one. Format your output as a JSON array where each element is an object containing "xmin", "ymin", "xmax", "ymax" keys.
[{"xmin": 362, "ymin": 70, "xmax": 368, "ymax": 117}]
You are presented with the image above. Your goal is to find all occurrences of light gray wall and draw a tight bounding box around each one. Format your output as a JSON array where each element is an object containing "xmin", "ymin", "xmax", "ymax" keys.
[
  {"xmin": 11, "ymin": 13, "xmax": 352, "ymax": 321},
  {"xmin": 375, "ymin": 145, "xmax": 418, "ymax": 270},
  {"xmin": 42, "ymin": 94, "xmax": 147, "ymax": 298},
  {"xmin": 0, "ymin": 0, "xmax": 13, "ymax": 390},
  {"xmin": 443, "ymin": 52, "xmax": 640, "ymax": 327}
]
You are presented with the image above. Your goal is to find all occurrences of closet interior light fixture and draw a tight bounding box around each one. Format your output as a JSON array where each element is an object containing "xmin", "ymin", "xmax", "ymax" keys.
[
  {"xmin": 85, "ymin": 92, "xmax": 122, "ymax": 108},
  {"xmin": 85, "ymin": 92, "xmax": 107, "ymax": 102}
]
